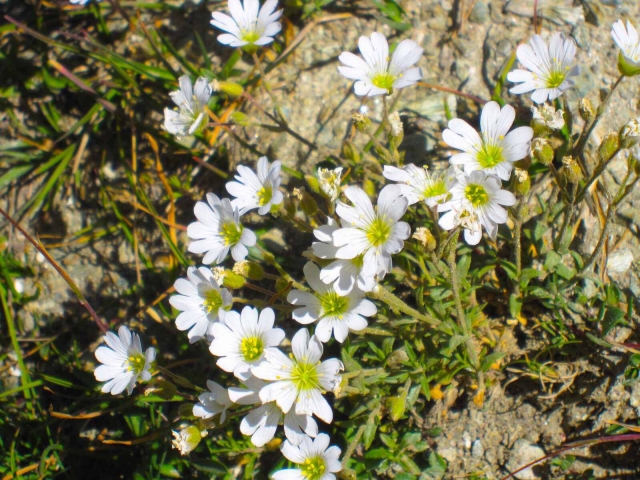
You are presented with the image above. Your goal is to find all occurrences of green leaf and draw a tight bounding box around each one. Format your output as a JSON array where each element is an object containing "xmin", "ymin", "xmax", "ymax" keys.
[
  {"xmin": 364, "ymin": 448, "xmax": 391, "ymax": 459},
  {"xmin": 509, "ymin": 294, "xmax": 522, "ymax": 319},
  {"xmin": 481, "ymin": 352, "xmax": 505, "ymax": 372},
  {"xmin": 544, "ymin": 250, "xmax": 562, "ymax": 271},
  {"xmin": 603, "ymin": 307, "xmax": 626, "ymax": 336},
  {"xmin": 363, "ymin": 414, "xmax": 379, "ymax": 449},
  {"xmin": 159, "ymin": 464, "xmax": 181, "ymax": 479}
]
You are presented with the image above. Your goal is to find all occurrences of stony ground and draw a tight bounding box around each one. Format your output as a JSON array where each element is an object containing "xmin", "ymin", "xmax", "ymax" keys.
[{"xmin": 2, "ymin": 0, "xmax": 640, "ymax": 478}]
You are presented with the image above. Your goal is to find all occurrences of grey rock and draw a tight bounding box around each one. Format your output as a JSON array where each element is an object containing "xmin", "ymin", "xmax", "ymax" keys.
[
  {"xmin": 469, "ymin": 1, "xmax": 489, "ymax": 24},
  {"xmin": 472, "ymin": 439, "xmax": 485, "ymax": 458},
  {"xmin": 505, "ymin": 439, "xmax": 545, "ymax": 480}
]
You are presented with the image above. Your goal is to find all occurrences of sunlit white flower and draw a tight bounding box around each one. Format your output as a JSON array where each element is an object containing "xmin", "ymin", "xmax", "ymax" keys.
[
  {"xmin": 438, "ymin": 171, "xmax": 516, "ymax": 245},
  {"xmin": 187, "ymin": 193, "xmax": 257, "ymax": 264},
  {"xmin": 210, "ymin": 306, "xmax": 284, "ymax": 379},
  {"xmin": 442, "ymin": 101, "xmax": 534, "ymax": 181},
  {"xmin": 287, "ymin": 262, "xmax": 376, "ymax": 343},
  {"xmin": 164, "ymin": 76, "xmax": 212, "ymax": 137},
  {"xmin": 383, "ymin": 164, "xmax": 454, "ymax": 207},
  {"xmin": 531, "ymin": 104, "xmax": 565, "ymax": 130},
  {"xmin": 272, "ymin": 433, "xmax": 342, "ymax": 480},
  {"xmin": 229, "ymin": 376, "xmax": 318, "ymax": 447},
  {"xmin": 172, "ymin": 426, "xmax": 206, "ymax": 456},
  {"xmin": 317, "ymin": 167, "xmax": 343, "ymax": 202},
  {"xmin": 332, "ymin": 185, "xmax": 410, "ymax": 279},
  {"xmin": 193, "ymin": 380, "xmax": 233, "ymax": 422},
  {"xmin": 71, "ymin": 0, "xmax": 99, "ymax": 4},
  {"xmin": 94, "ymin": 325, "xmax": 155, "ymax": 395},
  {"xmin": 507, "ymin": 33, "xmax": 580, "ymax": 103},
  {"xmin": 612, "ymin": 20, "xmax": 640, "ymax": 76},
  {"xmin": 311, "ymin": 218, "xmax": 377, "ymax": 295},
  {"xmin": 169, "ymin": 266, "xmax": 232, "ymax": 344},
  {"xmin": 252, "ymin": 329, "xmax": 343, "ymax": 424},
  {"xmin": 226, "ymin": 156, "xmax": 283, "ymax": 215},
  {"xmin": 338, "ymin": 32, "xmax": 423, "ymax": 97},
  {"xmin": 211, "ymin": 0, "xmax": 282, "ymax": 49}
]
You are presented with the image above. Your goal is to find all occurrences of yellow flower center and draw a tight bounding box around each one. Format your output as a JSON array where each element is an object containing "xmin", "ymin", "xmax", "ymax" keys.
[
  {"xmin": 126, "ymin": 354, "xmax": 146, "ymax": 374},
  {"xmin": 464, "ymin": 184, "xmax": 490, "ymax": 208},
  {"xmin": 203, "ymin": 289, "xmax": 223, "ymax": 314},
  {"xmin": 257, "ymin": 186, "xmax": 273, "ymax": 206},
  {"xmin": 222, "ymin": 222, "xmax": 243, "ymax": 246},
  {"xmin": 240, "ymin": 336, "xmax": 264, "ymax": 362},
  {"xmin": 546, "ymin": 69, "xmax": 567, "ymax": 89},
  {"xmin": 240, "ymin": 29, "xmax": 261, "ymax": 44},
  {"xmin": 290, "ymin": 361, "xmax": 320, "ymax": 392},
  {"xmin": 477, "ymin": 143, "xmax": 505, "ymax": 169},
  {"xmin": 372, "ymin": 72, "xmax": 396, "ymax": 92},
  {"xmin": 423, "ymin": 180, "xmax": 448, "ymax": 199},
  {"xmin": 319, "ymin": 291, "xmax": 350, "ymax": 319},
  {"xmin": 366, "ymin": 216, "xmax": 392, "ymax": 247},
  {"xmin": 301, "ymin": 456, "xmax": 326, "ymax": 480}
]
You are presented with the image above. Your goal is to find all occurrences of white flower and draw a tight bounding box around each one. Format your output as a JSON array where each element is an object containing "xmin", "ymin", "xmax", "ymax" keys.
[
  {"xmin": 317, "ymin": 167, "xmax": 343, "ymax": 202},
  {"xmin": 210, "ymin": 306, "xmax": 285, "ymax": 379},
  {"xmin": 311, "ymin": 219, "xmax": 377, "ymax": 296},
  {"xmin": 229, "ymin": 376, "xmax": 318, "ymax": 447},
  {"xmin": 171, "ymin": 426, "xmax": 206, "ymax": 456},
  {"xmin": 192, "ymin": 380, "xmax": 233, "ymax": 422},
  {"xmin": 338, "ymin": 32, "xmax": 423, "ymax": 97},
  {"xmin": 531, "ymin": 104, "xmax": 565, "ymax": 130},
  {"xmin": 70, "ymin": 0, "xmax": 99, "ymax": 4},
  {"xmin": 211, "ymin": 0, "xmax": 282, "ymax": 49},
  {"xmin": 612, "ymin": 20, "xmax": 640, "ymax": 76},
  {"xmin": 164, "ymin": 76, "xmax": 212, "ymax": 137},
  {"xmin": 251, "ymin": 328, "xmax": 343, "ymax": 424},
  {"xmin": 507, "ymin": 33, "xmax": 580, "ymax": 104},
  {"xmin": 271, "ymin": 433, "xmax": 342, "ymax": 480},
  {"xmin": 438, "ymin": 171, "xmax": 516, "ymax": 245},
  {"xmin": 169, "ymin": 266, "xmax": 233, "ymax": 344},
  {"xmin": 187, "ymin": 193, "xmax": 257, "ymax": 264},
  {"xmin": 287, "ymin": 263, "xmax": 376, "ymax": 343},
  {"xmin": 94, "ymin": 325, "xmax": 155, "ymax": 395},
  {"xmin": 442, "ymin": 101, "xmax": 534, "ymax": 181},
  {"xmin": 332, "ymin": 185, "xmax": 410, "ymax": 279},
  {"xmin": 383, "ymin": 164, "xmax": 454, "ymax": 207},
  {"xmin": 226, "ymin": 156, "xmax": 283, "ymax": 215}
]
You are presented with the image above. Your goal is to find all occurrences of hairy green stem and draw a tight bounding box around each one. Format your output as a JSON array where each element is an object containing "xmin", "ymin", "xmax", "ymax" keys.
[
  {"xmin": 446, "ymin": 233, "xmax": 484, "ymax": 391},
  {"xmin": 369, "ymin": 285, "xmax": 440, "ymax": 326},
  {"xmin": 555, "ymin": 182, "xmax": 578, "ymax": 253},
  {"xmin": 512, "ymin": 200, "xmax": 526, "ymax": 297},
  {"xmin": 251, "ymin": 52, "xmax": 288, "ymax": 127},
  {"xmin": 573, "ymin": 75, "xmax": 624, "ymax": 159}
]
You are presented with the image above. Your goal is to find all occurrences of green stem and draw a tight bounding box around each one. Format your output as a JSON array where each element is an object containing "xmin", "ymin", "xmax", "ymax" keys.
[
  {"xmin": 368, "ymin": 285, "xmax": 440, "ymax": 326},
  {"xmin": 555, "ymin": 182, "xmax": 578, "ymax": 253},
  {"xmin": 251, "ymin": 52, "xmax": 288, "ymax": 127},
  {"xmin": 341, "ymin": 404, "xmax": 381, "ymax": 468},
  {"xmin": 446, "ymin": 233, "xmax": 484, "ymax": 390},
  {"xmin": 573, "ymin": 75, "xmax": 624, "ymax": 158},
  {"xmin": 257, "ymin": 245, "xmax": 308, "ymax": 292},
  {"xmin": 512, "ymin": 200, "xmax": 525, "ymax": 297}
]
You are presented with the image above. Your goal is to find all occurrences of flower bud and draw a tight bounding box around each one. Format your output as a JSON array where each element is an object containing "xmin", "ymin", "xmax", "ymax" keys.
[
  {"xmin": 412, "ymin": 227, "xmax": 436, "ymax": 252},
  {"xmin": 617, "ymin": 52, "xmax": 640, "ymax": 77},
  {"xmin": 317, "ymin": 167, "xmax": 343, "ymax": 201},
  {"xmin": 172, "ymin": 425, "xmax": 206, "ymax": 456},
  {"xmin": 211, "ymin": 80, "xmax": 244, "ymax": 96},
  {"xmin": 342, "ymin": 141, "xmax": 360, "ymax": 163},
  {"xmin": 562, "ymin": 156, "xmax": 583, "ymax": 183},
  {"xmin": 232, "ymin": 260, "xmax": 264, "ymax": 281},
  {"xmin": 578, "ymin": 98, "xmax": 595, "ymax": 123},
  {"xmin": 211, "ymin": 267, "xmax": 226, "ymax": 285},
  {"xmin": 222, "ymin": 270, "xmax": 246, "ymax": 289},
  {"xmin": 512, "ymin": 168, "xmax": 530, "ymax": 197},
  {"xmin": 293, "ymin": 187, "xmax": 318, "ymax": 216},
  {"xmin": 230, "ymin": 111, "xmax": 250, "ymax": 127},
  {"xmin": 531, "ymin": 138, "xmax": 554, "ymax": 165},
  {"xmin": 304, "ymin": 174, "xmax": 321, "ymax": 194},
  {"xmin": 620, "ymin": 119, "xmax": 640, "ymax": 149},
  {"xmin": 598, "ymin": 132, "xmax": 619, "ymax": 163},
  {"xmin": 352, "ymin": 111, "xmax": 372, "ymax": 134}
]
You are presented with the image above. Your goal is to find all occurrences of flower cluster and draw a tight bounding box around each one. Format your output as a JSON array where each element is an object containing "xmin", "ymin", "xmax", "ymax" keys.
[{"xmin": 89, "ymin": 0, "xmax": 639, "ymax": 475}]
